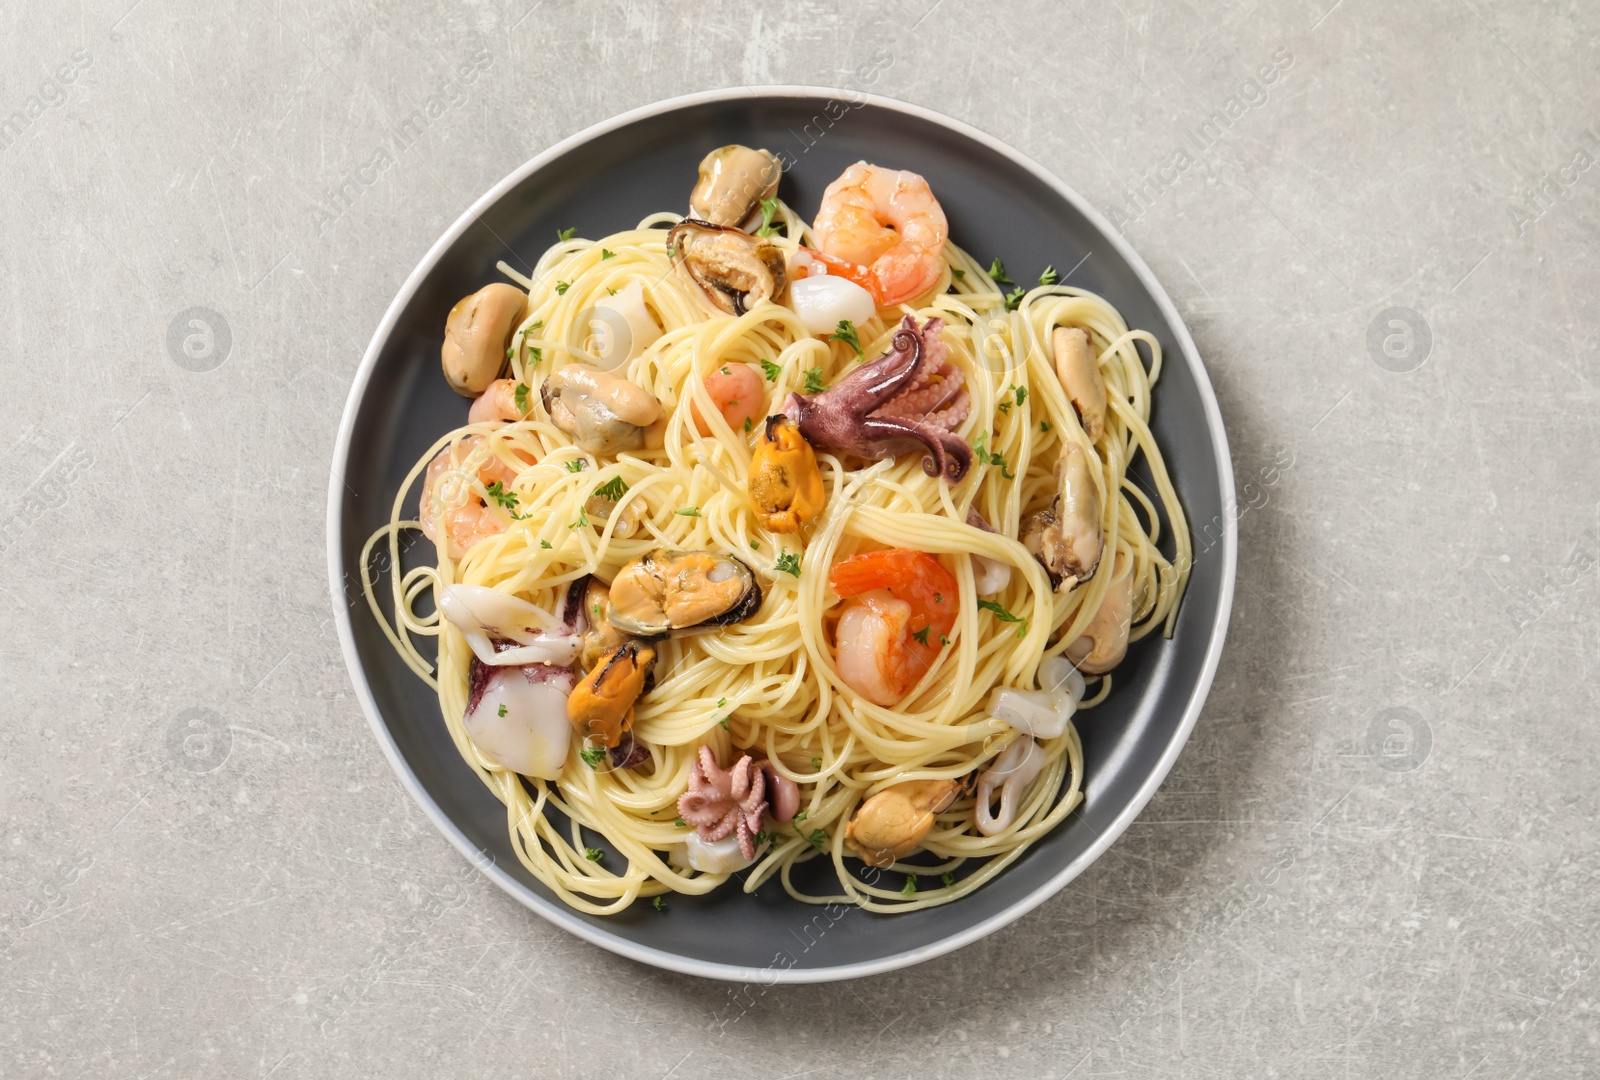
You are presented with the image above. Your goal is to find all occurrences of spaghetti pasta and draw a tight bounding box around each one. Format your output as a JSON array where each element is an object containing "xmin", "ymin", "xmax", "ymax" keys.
[{"xmin": 361, "ymin": 160, "xmax": 1188, "ymax": 915}]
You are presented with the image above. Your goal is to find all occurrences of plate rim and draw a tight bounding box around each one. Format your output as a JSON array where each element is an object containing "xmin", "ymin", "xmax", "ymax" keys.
[{"xmin": 325, "ymin": 85, "xmax": 1237, "ymax": 984}]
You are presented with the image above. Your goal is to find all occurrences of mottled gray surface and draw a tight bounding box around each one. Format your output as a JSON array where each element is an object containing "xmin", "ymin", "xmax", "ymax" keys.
[{"xmin": 2, "ymin": 0, "xmax": 1597, "ymax": 1076}]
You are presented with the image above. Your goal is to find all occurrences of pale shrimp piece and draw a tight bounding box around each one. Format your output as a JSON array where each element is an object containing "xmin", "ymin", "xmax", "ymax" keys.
[
  {"xmin": 467, "ymin": 379, "xmax": 529, "ymax": 425},
  {"xmin": 418, "ymin": 435, "xmax": 527, "ymax": 560},
  {"xmin": 690, "ymin": 363, "xmax": 765, "ymax": 436},
  {"xmin": 812, "ymin": 162, "xmax": 949, "ymax": 307},
  {"xmin": 828, "ymin": 549, "xmax": 959, "ymax": 706}
]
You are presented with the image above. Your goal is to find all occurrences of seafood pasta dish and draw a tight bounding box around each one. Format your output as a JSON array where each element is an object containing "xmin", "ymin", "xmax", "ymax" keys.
[{"xmin": 362, "ymin": 146, "xmax": 1190, "ymax": 914}]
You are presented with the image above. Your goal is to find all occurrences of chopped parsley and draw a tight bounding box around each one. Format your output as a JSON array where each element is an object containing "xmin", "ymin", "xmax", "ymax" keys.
[
  {"xmin": 652, "ymin": 896, "xmax": 666, "ymax": 912},
  {"xmin": 540, "ymin": 539, "xmax": 552, "ymax": 549},
  {"xmin": 718, "ymin": 716, "xmax": 730, "ymax": 730},
  {"xmin": 1014, "ymin": 385, "xmax": 1028, "ymax": 407},
  {"xmin": 527, "ymin": 346, "xmax": 542, "ymax": 364},
  {"xmin": 774, "ymin": 551, "xmax": 801, "ymax": 577},
  {"xmin": 828, "ymin": 320, "xmax": 862, "ymax": 356},
  {"xmin": 497, "ymin": 703, "xmax": 508, "ymax": 717},
  {"xmin": 1040, "ymin": 420, "xmax": 1053, "ymax": 434},
  {"xmin": 900, "ymin": 876, "xmax": 918, "ymax": 897},
  {"xmin": 569, "ymin": 507, "xmax": 589, "ymax": 529},
  {"xmin": 554, "ymin": 281, "xmax": 571, "ymax": 295},
  {"xmin": 716, "ymin": 698, "xmax": 727, "ymax": 708},
  {"xmin": 972, "ymin": 432, "xmax": 1014, "ymax": 479},
  {"xmin": 564, "ymin": 460, "xmax": 586, "ymax": 473},
  {"xmin": 798, "ymin": 826, "xmax": 826, "ymax": 851},
  {"xmin": 513, "ymin": 382, "xmax": 530, "ymax": 414},
  {"xmin": 600, "ymin": 248, "xmax": 615, "ymax": 259},
  {"xmin": 794, "ymin": 810, "xmax": 808, "ymax": 822},
  {"xmin": 939, "ymin": 633, "xmax": 951, "ymax": 645},
  {"xmin": 585, "ymin": 847, "xmax": 603, "ymax": 862},
  {"xmin": 912, "ymin": 626, "xmax": 932, "ymax": 646},
  {"xmin": 580, "ymin": 746, "xmax": 605, "ymax": 769},
  {"xmin": 1005, "ymin": 285, "xmax": 1028, "ymax": 310},
  {"xmin": 591, "ymin": 603, "xmax": 602, "ymax": 618},
  {"xmin": 592, "ymin": 476, "xmax": 628, "ymax": 502},
  {"xmin": 988, "ymin": 258, "xmax": 1014, "ymax": 286},
  {"xmin": 803, "ymin": 367, "xmax": 827, "ymax": 394},
  {"xmin": 951, "ymin": 268, "xmax": 966, "ymax": 281},
  {"xmin": 810, "ymin": 756, "xmax": 821, "ymax": 770},
  {"xmin": 1038, "ymin": 264, "xmax": 1060, "ymax": 287},
  {"xmin": 720, "ymin": 365, "xmax": 731, "ymax": 375},
  {"xmin": 759, "ymin": 358, "xmax": 783, "ymax": 382},
  {"xmin": 743, "ymin": 415, "xmax": 754, "ymax": 433},
  {"xmin": 754, "ymin": 197, "xmax": 783, "ymax": 237},
  {"xmin": 750, "ymin": 539, "xmax": 761, "ymax": 550},
  {"xmin": 556, "ymin": 227, "xmax": 576, "ymax": 242},
  {"xmin": 977, "ymin": 598, "xmax": 1029, "ymax": 638},
  {"xmin": 753, "ymin": 830, "xmax": 772, "ymax": 848},
  {"xmin": 674, "ymin": 816, "xmax": 687, "ymax": 827},
  {"xmin": 941, "ymin": 871, "xmax": 956, "ymax": 888},
  {"xmin": 484, "ymin": 481, "xmax": 519, "ymax": 512},
  {"xmin": 675, "ymin": 506, "xmax": 701, "ymax": 517}
]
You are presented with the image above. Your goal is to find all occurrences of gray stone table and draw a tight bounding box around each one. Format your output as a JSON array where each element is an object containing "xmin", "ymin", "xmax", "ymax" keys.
[{"xmin": 3, "ymin": 1, "xmax": 1596, "ymax": 1077}]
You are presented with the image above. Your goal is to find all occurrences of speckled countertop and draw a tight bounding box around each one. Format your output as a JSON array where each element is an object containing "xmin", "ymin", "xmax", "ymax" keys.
[{"xmin": 3, "ymin": 2, "xmax": 1597, "ymax": 1077}]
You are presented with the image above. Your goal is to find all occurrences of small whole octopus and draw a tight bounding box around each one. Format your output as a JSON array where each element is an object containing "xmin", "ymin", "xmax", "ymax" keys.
[{"xmin": 677, "ymin": 746, "xmax": 801, "ymax": 860}]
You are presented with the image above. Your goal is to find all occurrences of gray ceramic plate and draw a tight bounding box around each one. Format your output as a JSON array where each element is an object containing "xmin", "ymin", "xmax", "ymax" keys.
[{"xmin": 327, "ymin": 87, "xmax": 1236, "ymax": 983}]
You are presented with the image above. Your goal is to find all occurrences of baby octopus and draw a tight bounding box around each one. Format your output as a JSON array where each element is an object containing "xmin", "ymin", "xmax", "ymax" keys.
[{"xmin": 781, "ymin": 315, "xmax": 972, "ymax": 482}]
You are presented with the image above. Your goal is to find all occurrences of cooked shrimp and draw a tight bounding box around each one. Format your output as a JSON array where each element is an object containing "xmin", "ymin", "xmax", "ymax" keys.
[
  {"xmin": 828, "ymin": 549, "xmax": 959, "ymax": 706},
  {"xmin": 467, "ymin": 378, "xmax": 529, "ymax": 425},
  {"xmin": 812, "ymin": 162, "xmax": 948, "ymax": 308},
  {"xmin": 418, "ymin": 435, "xmax": 524, "ymax": 559},
  {"xmin": 690, "ymin": 363, "xmax": 765, "ymax": 436}
]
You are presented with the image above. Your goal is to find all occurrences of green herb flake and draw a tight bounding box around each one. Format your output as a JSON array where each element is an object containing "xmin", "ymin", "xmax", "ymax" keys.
[
  {"xmin": 750, "ymin": 539, "xmax": 761, "ymax": 550},
  {"xmin": 600, "ymin": 248, "xmax": 616, "ymax": 260},
  {"xmin": 554, "ymin": 281, "xmax": 571, "ymax": 295},
  {"xmin": 977, "ymin": 598, "xmax": 1029, "ymax": 639},
  {"xmin": 569, "ymin": 507, "xmax": 590, "ymax": 529},
  {"xmin": 652, "ymin": 896, "xmax": 666, "ymax": 912},
  {"xmin": 754, "ymin": 197, "xmax": 783, "ymax": 237},
  {"xmin": 803, "ymin": 367, "xmax": 827, "ymax": 394},
  {"xmin": 484, "ymin": 481, "xmax": 519, "ymax": 512},
  {"xmin": 1005, "ymin": 285, "xmax": 1027, "ymax": 310},
  {"xmin": 774, "ymin": 552, "xmax": 801, "ymax": 578},
  {"xmin": 580, "ymin": 746, "xmax": 605, "ymax": 769},
  {"xmin": 810, "ymin": 756, "xmax": 822, "ymax": 770},
  {"xmin": 828, "ymin": 320, "xmax": 862, "ymax": 356},
  {"xmin": 939, "ymin": 633, "xmax": 951, "ymax": 645},
  {"xmin": 557, "ymin": 227, "xmax": 576, "ymax": 242},
  {"xmin": 675, "ymin": 506, "xmax": 701, "ymax": 517},
  {"xmin": 592, "ymin": 476, "xmax": 628, "ymax": 502},
  {"xmin": 941, "ymin": 871, "xmax": 956, "ymax": 888},
  {"xmin": 1038, "ymin": 264, "xmax": 1060, "ymax": 287},
  {"xmin": 743, "ymin": 415, "xmax": 753, "ymax": 433},
  {"xmin": 753, "ymin": 830, "xmax": 772, "ymax": 848},
  {"xmin": 718, "ymin": 717, "xmax": 730, "ymax": 730},
  {"xmin": 988, "ymin": 258, "xmax": 1014, "ymax": 286},
  {"xmin": 1015, "ymin": 385, "xmax": 1028, "ymax": 406},
  {"xmin": 584, "ymin": 847, "xmax": 603, "ymax": 862},
  {"xmin": 716, "ymin": 698, "xmax": 727, "ymax": 708},
  {"xmin": 759, "ymin": 358, "xmax": 782, "ymax": 382},
  {"xmin": 952, "ymin": 268, "xmax": 966, "ymax": 281},
  {"xmin": 540, "ymin": 539, "xmax": 552, "ymax": 549},
  {"xmin": 900, "ymin": 876, "xmax": 918, "ymax": 897},
  {"xmin": 800, "ymin": 827, "xmax": 826, "ymax": 851},
  {"xmin": 1040, "ymin": 420, "xmax": 1053, "ymax": 433},
  {"xmin": 674, "ymin": 816, "xmax": 687, "ymax": 827},
  {"xmin": 794, "ymin": 810, "xmax": 808, "ymax": 822},
  {"xmin": 591, "ymin": 603, "xmax": 602, "ymax": 618},
  {"xmin": 912, "ymin": 626, "xmax": 931, "ymax": 646},
  {"xmin": 497, "ymin": 703, "xmax": 508, "ymax": 717},
  {"xmin": 528, "ymin": 346, "xmax": 542, "ymax": 364},
  {"xmin": 564, "ymin": 460, "xmax": 586, "ymax": 473},
  {"xmin": 513, "ymin": 382, "xmax": 531, "ymax": 414}
]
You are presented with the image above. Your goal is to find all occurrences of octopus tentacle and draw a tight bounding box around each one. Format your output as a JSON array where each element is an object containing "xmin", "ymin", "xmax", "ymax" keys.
[{"xmin": 781, "ymin": 315, "xmax": 972, "ymax": 483}]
